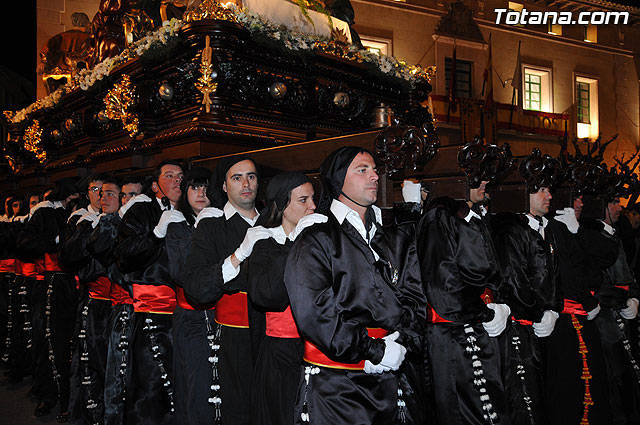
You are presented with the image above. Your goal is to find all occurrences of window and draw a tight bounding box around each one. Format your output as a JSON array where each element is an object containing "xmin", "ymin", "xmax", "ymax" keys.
[
  {"xmin": 576, "ymin": 82, "xmax": 590, "ymax": 124},
  {"xmin": 584, "ymin": 25, "xmax": 597, "ymax": 43},
  {"xmin": 525, "ymin": 73, "xmax": 542, "ymax": 111},
  {"xmin": 576, "ymin": 76, "xmax": 598, "ymax": 139},
  {"xmin": 445, "ymin": 57, "xmax": 472, "ymax": 99},
  {"xmin": 360, "ymin": 36, "xmax": 392, "ymax": 56},
  {"xmin": 523, "ymin": 67, "xmax": 552, "ymax": 112},
  {"xmin": 508, "ymin": 2, "xmax": 524, "ymax": 26},
  {"xmin": 548, "ymin": 22, "xmax": 562, "ymax": 35}
]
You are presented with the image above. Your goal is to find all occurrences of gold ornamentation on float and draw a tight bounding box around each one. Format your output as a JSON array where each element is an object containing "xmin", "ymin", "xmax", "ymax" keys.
[
  {"xmin": 195, "ymin": 35, "xmax": 218, "ymax": 114},
  {"xmin": 183, "ymin": 0, "xmax": 238, "ymax": 23},
  {"xmin": 4, "ymin": 155, "xmax": 22, "ymax": 174},
  {"xmin": 24, "ymin": 120, "xmax": 47, "ymax": 164},
  {"xmin": 103, "ymin": 74, "xmax": 140, "ymax": 137}
]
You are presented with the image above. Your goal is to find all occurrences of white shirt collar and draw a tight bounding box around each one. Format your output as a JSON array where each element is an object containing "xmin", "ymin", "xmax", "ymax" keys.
[
  {"xmin": 464, "ymin": 209, "xmax": 482, "ymax": 223},
  {"xmin": 270, "ymin": 225, "xmax": 289, "ymax": 245},
  {"xmin": 330, "ymin": 199, "xmax": 382, "ymax": 227},
  {"xmin": 88, "ymin": 204, "xmax": 100, "ymax": 214},
  {"xmin": 525, "ymin": 213, "xmax": 548, "ymax": 235},
  {"xmin": 600, "ymin": 220, "xmax": 615, "ymax": 235},
  {"xmin": 223, "ymin": 201, "xmax": 259, "ymax": 226}
]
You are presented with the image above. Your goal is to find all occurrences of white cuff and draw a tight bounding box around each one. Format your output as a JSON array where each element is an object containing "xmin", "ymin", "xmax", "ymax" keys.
[{"xmin": 222, "ymin": 256, "xmax": 240, "ymax": 283}]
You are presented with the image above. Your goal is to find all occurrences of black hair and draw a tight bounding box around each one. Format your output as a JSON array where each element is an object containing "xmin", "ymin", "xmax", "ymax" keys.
[
  {"xmin": 178, "ymin": 167, "xmax": 212, "ymax": 226},
  {"xmin": 153, "ymin": 159, "xmax": 183, "ymax": 182},
  {"xmin": 121, "ymin": 175, "xmax": 146, "ymax": 187},
  {"xmin": 101, "ymin": 176, "xmax": 122, "ymax": 189}
]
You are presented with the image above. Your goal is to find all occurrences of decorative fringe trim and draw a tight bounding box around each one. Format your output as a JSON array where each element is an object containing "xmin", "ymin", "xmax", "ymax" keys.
[
  {"xmin": 570, "ymin": 314, "xmax": 593, "ymax": 425},
  {"xmin": 143, "ymin": 316, "xmax": 174, "ymax": 414},
  {"xmin": 300, "ymin": 365, "xmax": 320, "ymax": 423},
  {"xmin": 117, "ymin": 308, "xmax": 130, "ymax": 404},
  {"xmin": 464, "ymin": 324, "xmax": 497, "ymax": 424},
  {"xmin": 510, "ymin": 320, "xmax": 536, "ymax": 425},
  {"xmin": 79, "ymin": 301, "xmax": 100, "ymax": 425},
  {"xmin": 2, "ymin": 282, "xmax": 13, "ymax": 364},
  {"xmin": 615, "ymin": 313, "xmax": 640, "ymax": 384},
  {"xmin": 18, "ymin": 282, "xmax": 32, "ymax": 349},
  {"xmin": 45, "ymin": 278, "xmax": 62, "ymax": 397},
  {"xmin": 397, "ymin": 387, "xmax": 407, "ymax": 424},
  {"xmin": 204, "ymin": 312, "xmax": 222, "ymax": 424}
]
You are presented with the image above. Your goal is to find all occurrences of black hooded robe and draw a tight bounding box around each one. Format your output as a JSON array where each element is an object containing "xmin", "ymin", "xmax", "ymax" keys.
[
  {"xmin": 114, "ymin": 198, "xmax": 176, "ymax": 425},
  {"xmin": 283, "ymin": 210, "xmax": 427, "ymax": 425},
  {"xmin": 416, "ymin": 199, "xmax": 512, "ymax": 425},
  {"xmin": 491, "ymin": 212, "xmax": 561, "ymax": 425}
]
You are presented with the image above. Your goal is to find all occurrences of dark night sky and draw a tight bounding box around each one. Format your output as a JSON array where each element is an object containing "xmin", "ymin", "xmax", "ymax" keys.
[{"xmin": 1, "ymin": 2, "xmax": 37, "ymax": 108}]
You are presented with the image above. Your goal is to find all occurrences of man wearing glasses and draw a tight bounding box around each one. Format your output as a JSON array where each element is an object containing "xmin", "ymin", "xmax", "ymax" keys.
[
  {"xmin": 115, "ymin": 160, "xmax": 183, "ymax": 425},
  {"xmin": 61, "ymin": 176, "xmax": 123, "ymax": 424}
]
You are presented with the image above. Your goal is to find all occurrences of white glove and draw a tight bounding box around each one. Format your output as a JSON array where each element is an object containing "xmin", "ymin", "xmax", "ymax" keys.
[
  {"xmin": 194, "ymin": 207, "xmax": 224, "ymax": 228},
  {"xmin": 379, "ymin": 331, "xmax": 407, "ymax": 371},
  {"xmin": 553, "ymin": 207, "xmax": 579, "ymax": 234},
  {"xmin": 620, "ymin": 298, "xmax": 639, "ymax": 320},
  {"xmin": 363, "ymin": 360, "xmax": 389, "ymax": 374},
  {"xmin": 587, "ymin": 304, "xmax": 601, "ymax": 320},
  {"xmin": 482, "ymin": 303, "xmax": 511, "ymax": 337},
  {"xmin": 77, "ymin": 211, "xmax": 100, "ymax": 227},
  {"xmin": 289, "ymin": 213, "xmax": 328, "ymax": 240},
  {"xmin": 402, "ymin": 180, "xmax": 422, "ymax": 204},
  {"xmin": 153, "ymin": 210, "xmax": 186, "ymax": 238},
  {"xmin": 532, "ymin": 310, "xmax": 559, "ymax": 337},
  {"xmin": 234, "ymin": 226, "xmax": 273, "ymax": 262}
]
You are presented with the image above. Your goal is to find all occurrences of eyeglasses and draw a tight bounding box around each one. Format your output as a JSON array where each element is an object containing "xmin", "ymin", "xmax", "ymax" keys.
[{"xmin": 89, "ymin": 186, "xmax": 101, "ymax": 193}]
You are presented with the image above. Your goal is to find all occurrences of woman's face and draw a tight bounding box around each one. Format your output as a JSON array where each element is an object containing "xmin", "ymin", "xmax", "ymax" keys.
[
  {"xmin": 282, "ymin": 183, "xmax": 316, "ymax": 228},
  {"xmin": 187, "ymin": 184, "xmax": 211, "ymax": 215}
]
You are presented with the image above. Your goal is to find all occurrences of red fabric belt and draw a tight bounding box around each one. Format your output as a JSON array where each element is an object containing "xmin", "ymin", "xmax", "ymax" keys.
[
  {"xmin": 0, "ymin": 258, "xmax": 15, "ymax": 273},
  {"xmin": 88, "ymin": 276, "xmax": 111, "ymax": 300},
  {"xmin": 561, "ymin": 299, "xmax": 588, "ymax": 316},
  {"xmin": 110, "ymin": 282, "xmax": 133, "ymax": 306},
  {"xmin": 265, "ymin": 306, "xmax": 300, "ymax": 338},
  {"xmin": 16, "ymin": 260, "xmax": 41, "ymax": 279},
  {"xmin": 34, "ymin": 259, "xmax": 45, "ymax": 280},
  {"xmin": 175, "ymin": 287, "xmax": 215, "ymax": 311},
  {"xmin": 616, "ymin": 285, "xmax": 630, "ymax": 291},
  {"xmin": 44, "ymin": 252, "xmax": 61, "ymax": 272},
  {"xmin": 427, "ymin": 290, "xmax": 494, "ymax": 324},
  {"xmin": 132, "ymin": 284, "xmax": 176, "ymax": 314},
  {"xmin": 215, "ymin": 292, "xmax": 249, "ymax": 328},
  {"xmin": 512, "ymin": 317, "xmax": 534, "ymax": 326},
  {"xmin": 427, "ymin": 304, "xmax": 452, "ymax": 323},
  {"xmin": 303, "ymin": 328, "xmax": 389, "ymax": 370}
]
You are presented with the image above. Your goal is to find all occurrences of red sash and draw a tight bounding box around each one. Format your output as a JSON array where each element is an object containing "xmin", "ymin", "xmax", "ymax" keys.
[
  {"xmin": 132, "ymin": 284, "xmax": 176, "ymax": 314},
  {"xmin": 561, "ymin": 299, "xmax": 587, "ymax": 316},
  {"xmin": 303, "ymin": 328, "xmax": 389, "ymax": 370},
  {"xmin": 44, "ymin": 252, "xmax": 61, "ymax": 272},
  {"xmin": 110, "ymin": 282, "xmax": 133, "ymax": 306},
  {"xmin": 0, "ymin": 258, "xmax": 15, "ymax": 273},
  {"xmin": 34, "ymin": 259, "xmax": 45, "ymax": 280},
  {"xmin": 16, "ymin": 260, "xmax": 40, "ymax": 279},
  {"xmin": 427, "ymin": 304, "xmax": 453, "ymax": 324},
  {"xmin": 88, "ymin": 276, "xmax": 111, "ymax": 300},
  {"xmin": 616, "ymin": 285, "xmax": 630, "ymax": 291},
  {"xmin": 215, "ymin": 292, "xmax": 249, "ymax": 328},
  {"xmin": 512, "ymin": 317, "xmax": 534, "ymax": 326},
  {"xmin": 265, "ymin": 306, "xmax": 300, "ymax": 338}
]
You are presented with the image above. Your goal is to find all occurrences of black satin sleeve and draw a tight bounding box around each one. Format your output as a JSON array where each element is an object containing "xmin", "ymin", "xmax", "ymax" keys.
[
  {"xmin": 284, "ymin": 224, "xmax": 386, "ymax": 365},
  {"xmin": 378, "ymin": 223, "xmax": 427, "ymax": 353},
  {"xmin": 246, "ymin": 238, "xmax": 291, "ymax": 312},
  {"xmin": 87, "ymin": 213, "xmax": 120, "ymax": 269},
  {"xmin": 114, "ymin": 202, "xmax": 163, "ymax": 273},
  {"xmin": 183, "ymin": 217, "xmax": 230, "ymax": 305},
  {"xmin": 59, "ymin": 220, "xmax": 93, "ymax": 273},
  {"xmin": 15, "ymin": 207, "xmax": 59, "ymax": 257},
  {"xmin": 165, "ymin": 220, "xmax": 192, "ymax": 288},
  {"xmin": 492, "ymin": 213, "xmax": 548, "ymax": 322},
  {"xmin": 416, "ymin": 205, "xmax": 496, "ymax": 324}
]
